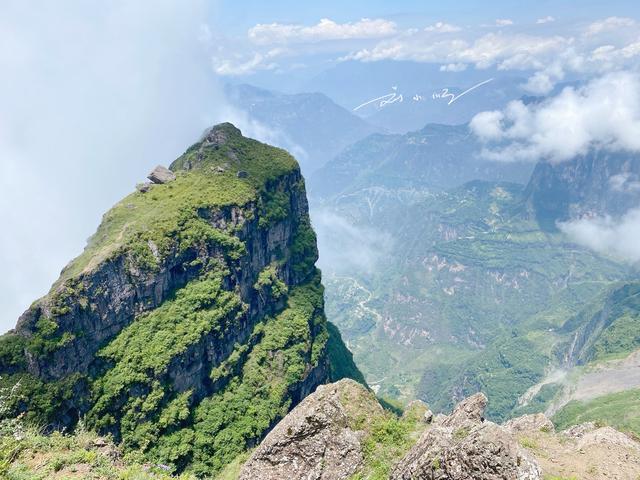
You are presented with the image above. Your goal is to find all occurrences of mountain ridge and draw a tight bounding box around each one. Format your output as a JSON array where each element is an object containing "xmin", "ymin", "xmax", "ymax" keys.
[{"xmin": 0, "ymin": 123, "xmax": 362, "ymax": 475}]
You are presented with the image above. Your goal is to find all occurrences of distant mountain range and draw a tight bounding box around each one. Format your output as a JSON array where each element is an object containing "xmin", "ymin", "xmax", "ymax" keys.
[
  {"xmin": 524, "ymin": 149, "xmax": 640, "ymax": 229},
  {"xmin": 225, "ymin": 79, "xmax": 640, "ymax": 430},
  {"xmin": 302, "ymin": 61, "xmax": 531, "ymax": 133},
  {"xmin": 225, "ymin": 83, "xmax": 379, "ymax": 172},
  {"xmin": 309, "ymin": 123, "xmax": 534, "ymax": 199},
  {"xmin": 308, "ymin": 115, "xmax": 640, "ymax": 421}
]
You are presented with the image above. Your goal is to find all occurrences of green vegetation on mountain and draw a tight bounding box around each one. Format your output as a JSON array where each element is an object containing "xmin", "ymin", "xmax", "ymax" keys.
[
  {"xmin": 562, "ymin": 281, "xmax": 640, "ymax": 364},
  {"xmin": 143, "ymin": 278, "xmax": 329, "ymax": 476},
  {"xmin": 553, "ymin": 389, "xmax": 640, "ymax": 437},
  {"xmin": 316, "ymin": 178, "xmax": 631, "ymax": 421},
  {"xmin": 0, "ymin": 123, "xmax": 364, "ymax": 476}
]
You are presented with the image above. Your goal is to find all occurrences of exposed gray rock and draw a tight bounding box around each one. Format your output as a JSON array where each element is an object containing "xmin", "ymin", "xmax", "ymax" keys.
[
  {"xmin": 136, "ymin": 182, "xmax": 152, "ymax": 193},
  {"xmin": 239, "ymin": 379, "xmax": 381, "ymax": 480},
  {"xmin": 504, "ymin": 413, "xmax": 555, "ymax": 434},
  {"xmin": 237, "ymin": 170, "xmax": 248, "ymax": 178},
  {"xmin": 562, "ymin": 422, "xmax": 597, "ymax": 438},
  {"xmin": 147, "ymin": 165, "xmax": 176, "ymax": 184},
  {"xmin": 438, "ymin": 392, "xmax": 487, "ymax": 429},
  {"xmin": 402, "ymin": 400, "xmax": 429, "ymax": 422},
  {"xmin": 424, "ymin": 409, "xmax": 434, "ymax": 424},
  {"xmin": 201, "ymin": 122, "xmax": 239, "ymax": 147},
  {"xmin": 392, "ymin": 393, "xmax": 541, "ymax": 480},
  {"xmin": 575, "ymin": 426, "xmax": 640, "ymax": 451}
]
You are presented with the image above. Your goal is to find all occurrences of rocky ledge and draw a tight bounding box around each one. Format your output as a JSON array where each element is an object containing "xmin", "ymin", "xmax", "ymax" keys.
[{"xmin": 241, "ymin": 379, "xmax": 640, "ymax": 480}]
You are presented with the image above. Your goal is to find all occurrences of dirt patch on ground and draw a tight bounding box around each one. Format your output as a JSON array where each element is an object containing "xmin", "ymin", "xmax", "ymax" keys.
[
  {"xmin": 517, "ymin": 424, "xmax": 640, "ymax": 480},
  {"xmin": 572, "ymin": 351, "xmax": 640, "ymax": 402},
  {"xmin": 544, "ymin": 350, "xmax": 640, "ymax": 416}
]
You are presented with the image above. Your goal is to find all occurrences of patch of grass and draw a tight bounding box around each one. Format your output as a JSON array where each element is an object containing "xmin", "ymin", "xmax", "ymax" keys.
[
  {"xmin": 357, "ymin": 413, "xmax": 425, "ymax": 480},
  {"xmin": 519, "ymin": 436, "xmax": 538, "ymax": 450},
  {"xmin": 453, "ymin": 427, "xmax": 470, "ymax": 441},
  {"xmin": 590, "ymin": 311, "xmax": 640, "ymax": 362},
  {"xmin": 553, "ymin": 388, "xmax": 640, "ymax": 436}
]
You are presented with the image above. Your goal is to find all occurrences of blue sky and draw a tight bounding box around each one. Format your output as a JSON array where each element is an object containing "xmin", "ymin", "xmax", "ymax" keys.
[
  {"xmin": 205, "ymin": 0, "xmax": 640, "ymax": 98},
  {"xmin": 214, "ymin": 0, "xmax": 640, "ymax": 32}
]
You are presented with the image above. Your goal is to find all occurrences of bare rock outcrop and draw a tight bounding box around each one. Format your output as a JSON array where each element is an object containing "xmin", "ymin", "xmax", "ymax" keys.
[
  {"xmin": 240, "ymin": 382, "xmax": 640, "ymax": 480},
  {"xmin": 504, "ymin": 413, "xmax": 555, "ymax": 434},
  {"xmin": 147, "ymin": 165, "xmax": 176, "ymax": 184},
  {"xmin": 391, "ymin": 393, "xmax": 541, "ymax": 480},
  {"xmin": 238, "ymin": 379, "xmax": 381, "ymax": 480}
]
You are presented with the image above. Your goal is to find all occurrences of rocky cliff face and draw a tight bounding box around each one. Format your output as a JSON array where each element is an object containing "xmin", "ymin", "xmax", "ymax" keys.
[
  {"xmin": 524, "ymin": 150, "xmax": 640, "ymax": 229},
  {"xmin": 557, "ymin": 281, "xmax": 640, "ymax": 366},
  {"xmin": 0, "ymin": 123, "xmax": 361, "ymax": 475}
]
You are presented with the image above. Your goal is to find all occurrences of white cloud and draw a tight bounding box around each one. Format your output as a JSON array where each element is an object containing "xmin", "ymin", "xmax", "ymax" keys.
[
  {"xmin": 248, "ymin": 18, "xmax": 397, "ymax": 45},
  {"xmin": 345, "ymin": 31, "xmax": 569, "ymax": 71},
  {"xmin": 536, "ymin": 16, "xmax": 556, "ymax": 24},
  {"xmin": 559, "ymin": 208, "xmax": 640, "ymax": 263},
  {"xmin": 495, "ymin": 19, "xmax": 514, "ymax": 27},
  {"xmin": 470, "ymin": 72, "xmax": 640, "ymax": 162},
  {"xmin": 469, "ymin": 110, "xmax": 505, "ymax": 140},
  {"xmin": 439, "ymin": 62, "xmax": 467, "ymax": 72},
  {"xmin": 458, "ymin": 32, "xmax": 569, "ymax": 69},
  {"xmin": 585, "ymin": 16, "xmax": 636, "ymax": 36},
  {"xmin": 344, "ymin": 36, "xmax": 468, "ymax": 63},
  {"xmin": 609, "ymin": 173, "xmax": 640, "ymax": 192},
  {"xmin": 590, "ymin": 41, "xmax": 640, "ymax": 65},
  {"xmin": 522, "ymin": 61, "xmax": 565, "ymax": 94},
  {"xmin": 0, "ymin": 0, "xmax": 231, "ymax": 333},
  {"xmin": 424, "ymin": 22, "xmax": 461, "ymax": 33},
  {"xmin": 313, "ymin": 209, "xmax": 393, "ymax": 274},
  {"xmin": 213, "ymin": 48, "xmax": 283, "ymax": 76}
]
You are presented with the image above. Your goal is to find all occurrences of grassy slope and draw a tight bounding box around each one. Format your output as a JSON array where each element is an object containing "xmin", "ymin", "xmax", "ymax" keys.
[
  {"xmin": 553, "ymin": 388, "xmax": 640, "ymax": 436},
  {"xmin": 321, "ymin": 181, "xmax": 629, "ymax": 421},
  {"xmin": 1, "ymin": 425, "xmax": 197, "ymax": 480},
  {"xmin": 61, "ymin": 124, "xmax": 298, "ymax": 283}
]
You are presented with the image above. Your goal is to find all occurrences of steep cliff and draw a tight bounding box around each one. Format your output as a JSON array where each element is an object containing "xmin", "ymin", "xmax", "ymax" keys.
[
  {"xmin": 523, "ymin": 150, "xmax": 640, "ymax": 230},
  {"xmin": 557, "ymin": 281, "xmax": 640, "ymax": 366},
  {"xmin": 0, "ymin": 123, "xmax": 361, "ymax": 475}
]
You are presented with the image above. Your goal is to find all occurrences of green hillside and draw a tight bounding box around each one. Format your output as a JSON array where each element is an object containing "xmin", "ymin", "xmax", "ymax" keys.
[{"xmin": 317, "ymin": 179, "xmax": 630, "ymax": 420}]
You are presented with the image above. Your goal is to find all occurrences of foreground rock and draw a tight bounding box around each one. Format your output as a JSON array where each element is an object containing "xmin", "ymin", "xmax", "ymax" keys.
[
  {"xmin": 241, "ymin": 384, "xmax": 543, "ymax": 480},
  {"xmin": 242, "ymin": 381, "xmax": 640, "ymax": 479},
  {"xmin": 239, "ymin": 379, "xmax": 382, "ymax": 480},
  {"xmin": 391, "ymin": 393, "xmax": 541, "ymax": 480},
  {"xmin": 147, "ymin": 164, "xmax": 176, "ymax": 184}
]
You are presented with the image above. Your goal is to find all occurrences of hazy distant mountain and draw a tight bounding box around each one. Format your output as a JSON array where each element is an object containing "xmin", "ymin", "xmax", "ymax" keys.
[
  {"xmin": 313, "ymin": 176, "xmax": 629, "ymax": 419},
  {"xmin": 225, "ymin": 83, "xmax": 380, "ymax": 172},
  {"xmin": 303, "ymin": 61, "xmax": 529, "ymax": 133},
  {"xmin": 524, "ymin": 150, "xmax": 640, "ymax": 229},
  {"xmin": 309, "ymin": 122, "xmax": 636, "ymax": 421},
  {"xmin": 309, "ymin": 123, "xmax": 534, "ymax": 199}
]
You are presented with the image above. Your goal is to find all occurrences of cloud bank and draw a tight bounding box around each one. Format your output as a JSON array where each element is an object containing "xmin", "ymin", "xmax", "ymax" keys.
[
  {"xmin": 248, "ymin": 18, "xmax": 397, "ymax": 45},
  {"xmin": 559, "ymin": 208, "xmax": 640, "ymax": 263},
  {"xmin": 312, "ymin": 209, "xmax": 394, "ymax": 275},
  {"xmin": 0, "ymin": 0, "xmax": 229, "ymax": 333},
  {"xmin": 470, "ymin": 72, "xmax": 640, "ymax": 162}
]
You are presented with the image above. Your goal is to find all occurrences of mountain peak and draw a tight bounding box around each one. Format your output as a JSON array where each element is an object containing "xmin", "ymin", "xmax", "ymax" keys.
[{"xmin": 202, "ymin": 122, "xmax": 242, "ymax": 145}]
